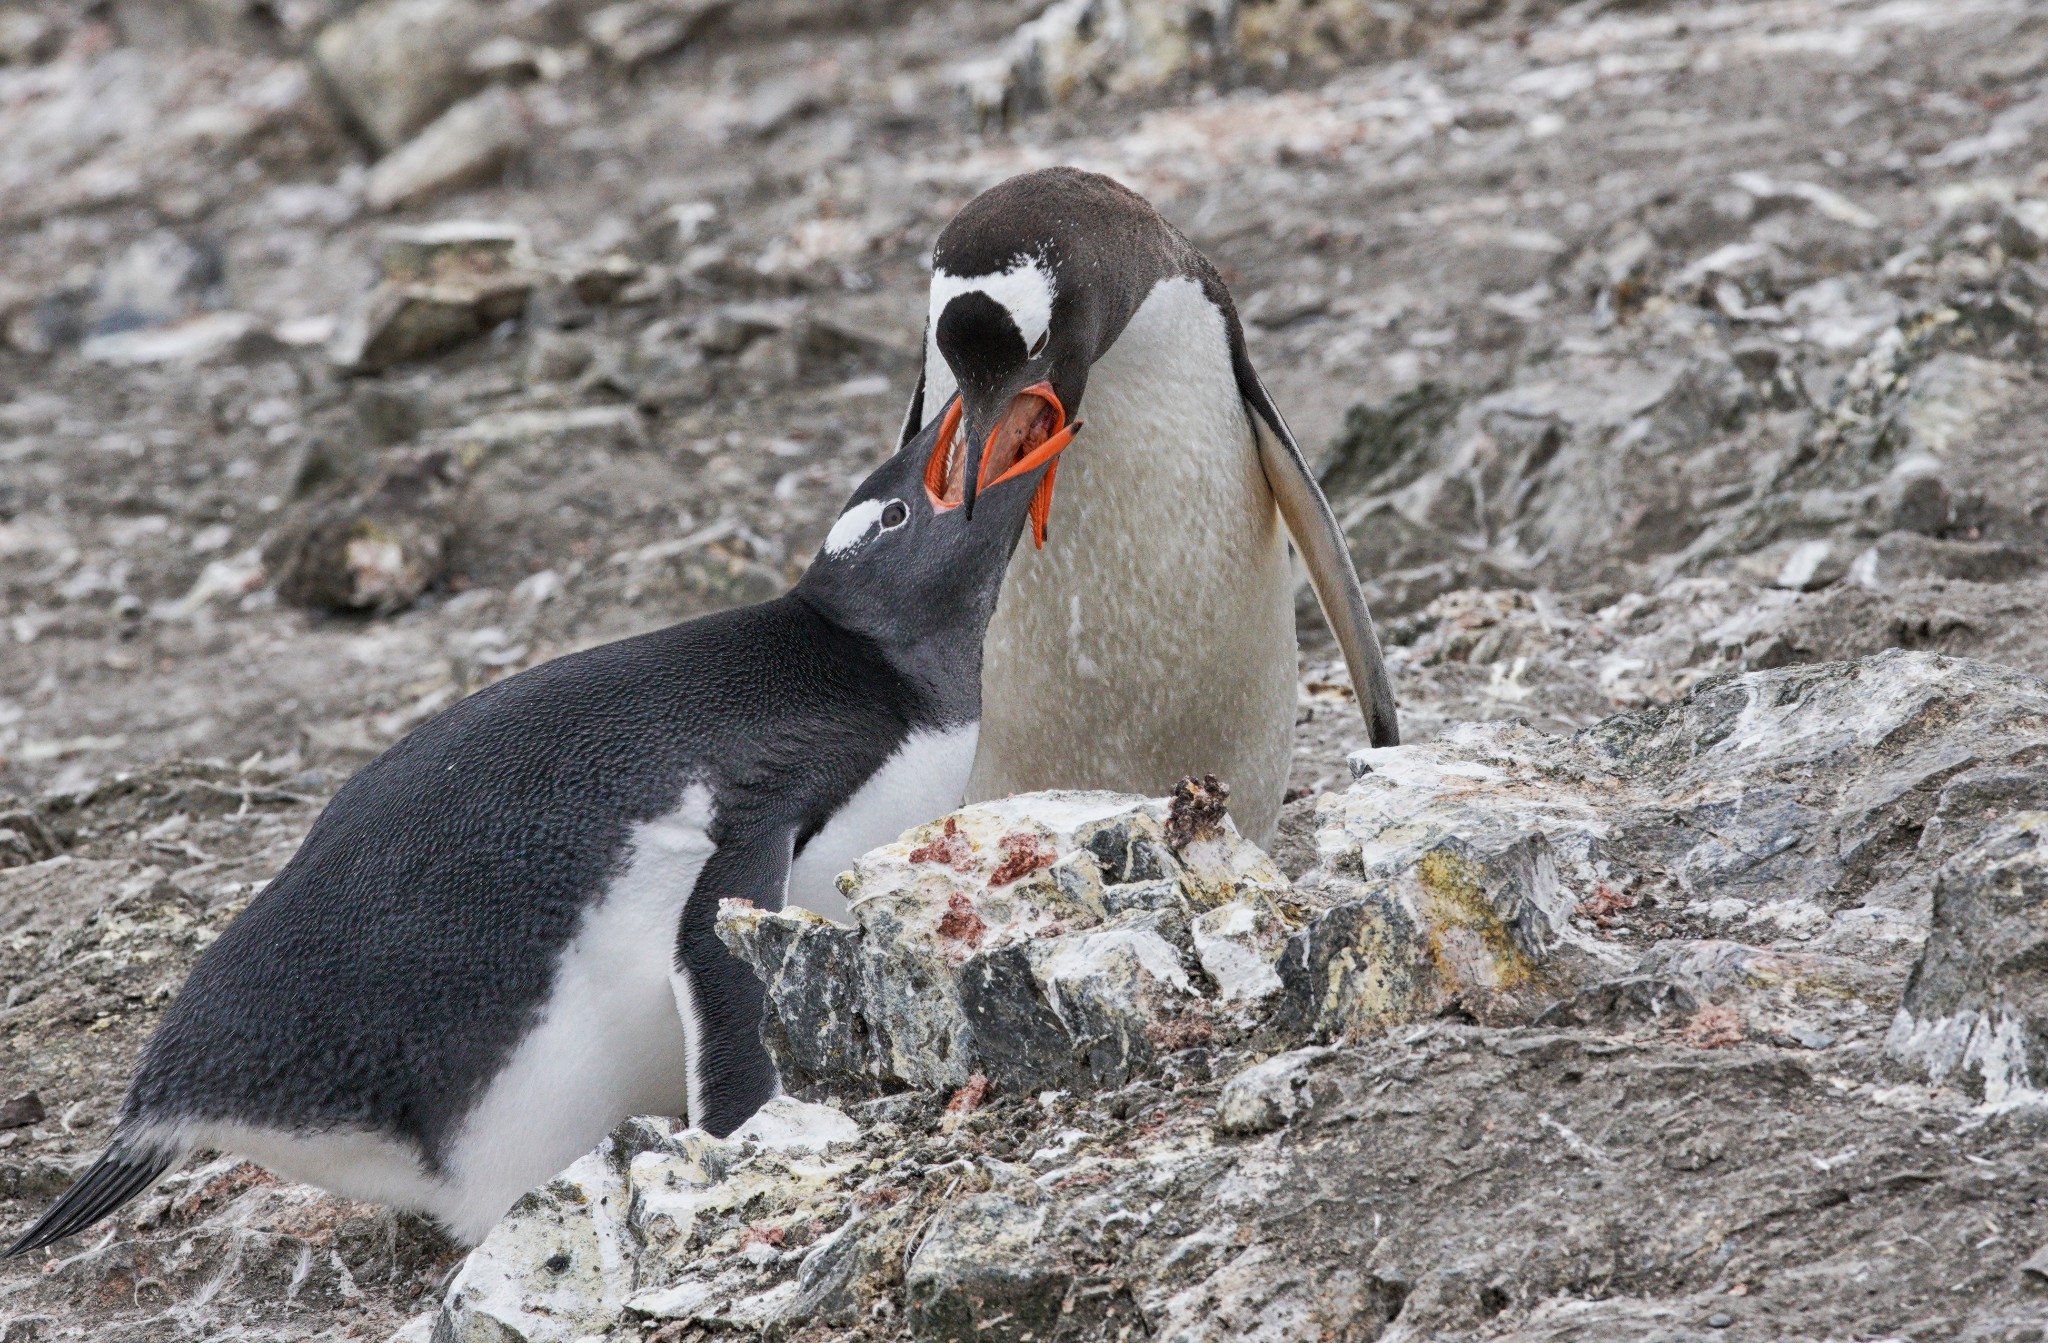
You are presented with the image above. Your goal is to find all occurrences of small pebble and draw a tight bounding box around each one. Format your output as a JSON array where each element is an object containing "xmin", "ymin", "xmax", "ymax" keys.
[{"xmin": 1707, "ymin": 1312, "xmax": 1734, "ymax": 1328}]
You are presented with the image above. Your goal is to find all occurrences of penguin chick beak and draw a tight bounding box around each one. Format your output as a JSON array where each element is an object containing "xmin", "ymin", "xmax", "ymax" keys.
[{"xmin": 923, "ymin": 383, "xmax": 1080, "ymax": 548}]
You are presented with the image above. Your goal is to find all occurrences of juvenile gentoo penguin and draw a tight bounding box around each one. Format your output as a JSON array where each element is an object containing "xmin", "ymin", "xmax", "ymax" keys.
[
  {"xmin": 3, "ymin": 407, "xmax": 1075, "ymax": 1256},
  {"xmin": 902, "ymin": 166, "xmax": 1398, "ymax": 845}
]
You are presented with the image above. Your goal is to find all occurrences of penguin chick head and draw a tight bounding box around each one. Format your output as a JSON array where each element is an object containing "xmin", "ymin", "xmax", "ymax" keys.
[
  {"xmin": 927, "ymin": 167, "xmax": 1186, "ymax": 520},
  {"xmin": 798, "ymin": 403, "xmax": 1076, "ymax": 655}
]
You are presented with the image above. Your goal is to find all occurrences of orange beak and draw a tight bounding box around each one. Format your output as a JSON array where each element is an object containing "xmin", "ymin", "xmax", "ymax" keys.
[{"xmin": 922, "ymin": 382, "xmax": 1080, "ymax": 548}]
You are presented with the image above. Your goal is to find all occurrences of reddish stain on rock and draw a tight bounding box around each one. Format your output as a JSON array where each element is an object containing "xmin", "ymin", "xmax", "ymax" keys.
[
  {"xmin": 934, "ymin": 891, "xmax": 986, "ymax": 948},
  {"xmin": 908, "ymin": 816, "xmax": 976, "ymax": 871},
  {"xmin": 945, "ymin": 1072, "xmax": 990, "ymax": 1115},
  {"xmin": 1145, "ymin": 1016, "xmax": 1215, "ymax": 1052},
  {"xmin": 989, "ymin": 831, "xmax": 1056, "ymax": 886},
  {"xmin": 1576, "ymin": 881, "xmax": 1637, "ymax": 925},
  {"xmin": 1679, "ymin": 1003, "xmax": 1744, "ymax": 1049}
]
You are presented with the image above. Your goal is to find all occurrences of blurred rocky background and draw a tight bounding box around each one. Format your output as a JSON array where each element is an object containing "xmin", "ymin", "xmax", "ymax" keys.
[{"xmin": 6, "ymin": 0, "xmax": 2048, "ymax": 1339}]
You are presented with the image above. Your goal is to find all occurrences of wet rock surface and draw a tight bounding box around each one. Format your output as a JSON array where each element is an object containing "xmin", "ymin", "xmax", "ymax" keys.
[{"xmin": 8, "ymin": 0, "xmax": 2048, "ymax": 1337}]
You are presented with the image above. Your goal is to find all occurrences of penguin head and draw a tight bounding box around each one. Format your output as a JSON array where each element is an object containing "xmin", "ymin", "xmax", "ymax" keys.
[
  {"xmin": 925, "ymin": 167, "xmax": 1187, "ymax": 521},
  {"xmin": 799, "ymin": 403, "xmax": 1076, "ymax": 651}
]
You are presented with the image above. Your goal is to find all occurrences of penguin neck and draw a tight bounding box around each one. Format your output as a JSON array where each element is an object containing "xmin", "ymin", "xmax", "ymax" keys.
[{"xmin": 789, "ymin": 588, "xmax": 988, "ymax": 729}]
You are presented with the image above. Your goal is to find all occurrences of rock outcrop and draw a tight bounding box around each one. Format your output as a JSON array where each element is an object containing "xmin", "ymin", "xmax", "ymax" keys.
[
  {"xmin": 329, "ymin": 221, "xmax": 541, "ymax": 374},
  {"xmin": 720, "ymin": 791, "xmax": 1293, "ymax": 1100},
  {"xmin": 5, "ymin": 663, "xmax": 2046, "ymax": 1341},
  {"xmin": 421, "ymin": 651, "xmax": 2048, "ymax": 1342},
  {"xmin": 1888, "ymin": 812, "xmax": 2048, "ymax": 1107}
]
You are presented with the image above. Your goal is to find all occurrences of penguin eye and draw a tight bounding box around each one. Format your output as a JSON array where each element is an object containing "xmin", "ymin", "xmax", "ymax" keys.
[
  {"xmin": 1029, "ymin": 330, "xmax": 1048, "ymax": 357},
  {"xmin": 879, "ymin": 500, "xmax": 909, "ymax": 529}
]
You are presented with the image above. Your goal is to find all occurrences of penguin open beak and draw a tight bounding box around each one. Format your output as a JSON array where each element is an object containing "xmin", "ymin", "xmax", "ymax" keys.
[{"xmin": 922, "ymin": 383, "xmax": 1079, "ymax": 548}]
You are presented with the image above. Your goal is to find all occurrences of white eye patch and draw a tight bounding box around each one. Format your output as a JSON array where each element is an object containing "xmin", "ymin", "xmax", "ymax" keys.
[
  {"xmin": 822, "ymin": 497, "xmax": 909, "ymax": 556},
  {"xmin": 922, "ymin": 255, "xmax": 1055, "ymax": 428},
  {"xmin": 928, "ymin": 255, "xmax": 1054, "ymax": 353}
]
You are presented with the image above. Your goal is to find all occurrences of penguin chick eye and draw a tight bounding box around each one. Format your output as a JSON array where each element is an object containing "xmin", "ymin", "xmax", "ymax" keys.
[{"xmin": 880, "ymin": 500, "xmax": 909, "ymax": 529}]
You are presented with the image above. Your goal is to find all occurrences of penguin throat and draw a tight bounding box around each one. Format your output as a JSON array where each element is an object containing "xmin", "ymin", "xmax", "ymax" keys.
[{"xmin": 922, "ymin": 385, "xmax": 1077, "ymax": 548}]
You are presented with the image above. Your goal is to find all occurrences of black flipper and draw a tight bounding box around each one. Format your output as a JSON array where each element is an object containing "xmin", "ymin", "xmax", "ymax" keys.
[
  {"xmin": 1234, "ymin": 359, "xmax": 1401, "ymax": 749},
  {"xmin": 674, "ymin": 826, "xmax": 797, "ymax": 1139},
  {"xmin": 3, "ymin": 1136, "xmax": 179, "ymax": 1259}
]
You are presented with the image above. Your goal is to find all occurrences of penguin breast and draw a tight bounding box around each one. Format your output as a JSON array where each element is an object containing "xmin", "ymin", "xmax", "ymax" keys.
[{"xmin": 968, "ymin": 275, "xmax": 1299, "ymax": 842}]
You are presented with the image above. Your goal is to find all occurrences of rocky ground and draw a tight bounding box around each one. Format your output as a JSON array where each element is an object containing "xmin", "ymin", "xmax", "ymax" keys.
[{"xmin": 5, "ymin": 0, "xmax": 2048, "ymax": 1338}]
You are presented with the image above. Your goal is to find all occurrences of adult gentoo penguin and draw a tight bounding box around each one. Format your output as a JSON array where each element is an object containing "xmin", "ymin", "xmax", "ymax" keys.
[
  {"xmin": 903, "ymin": 166, "xmax": 1399, "ymax": 846},
  {"xmin": 3, "ymin": 406, "xmax": 1076, "ymax": 1256}
]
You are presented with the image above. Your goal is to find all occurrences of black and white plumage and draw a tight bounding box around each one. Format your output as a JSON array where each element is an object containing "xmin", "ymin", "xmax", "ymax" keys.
[
  {"xmin": 901, "ymin": 167, "xmax": 1399, "ymax": 846},
  {"xmin": 3, "ymin": 409, "xmax": 1071, "ymax": 1256}
]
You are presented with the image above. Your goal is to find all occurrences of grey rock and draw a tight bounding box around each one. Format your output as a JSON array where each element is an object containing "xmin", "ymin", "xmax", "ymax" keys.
[
  {"xmin": 1214, "ymin": 1046, "xmax": 1333, "ymax": 1134},
  {"xmin": 436, "ymin": 1149, "xmax": 636, "ymax": 1343},
  {"xmin": 463, "ymin": 34, "xmax": 544, "ymax": 86},
  {"xmin": 1277, "ymin": 830, "xmax": 1586, "ymax": 1039},
  {"xmin": 1848, "ymin": 530, "xmax": 2040, "ymax": 589},
  {"xmin": 720, "ymin": 792, "xmax": 1289, "ymax": 1099},
  {"xmin": 364, "ymin": 86, "xmax": 531, "ymax": 214},
  {"xmin": 962, "ymin": 0, "xmax": 1418, "ymax": 124},
  {"xmin": 1728, "ymin": 339, "xmax": 1781, "ymax": 382},
  {"xmin": 1998, "ymin": 198, "xmax": 2048, "ymax": 260},
  {"xmin": 1888, "ymin": 812, "xmax": 2048, "ymax": 1104},
  {"xmin": 1328, "ymin": 343, "xmax": 1761, "ymax": 586},
  {"xmin": 1535, "ymin": 975, "xmax": 1699, "ymax": 1029},
  {"xmin": 267, "ymin": 448, "xmax": 468, "ymax": 614},
  {"xmin": 724, "ymin": 907, "xmax": 872, "ymax": 1096},
  {"xmin": 1576, "ymin": 652, "xmax": 2048, "ymax": 921},
  {"xmin": 904, "ymin": 1193, "xmax": 1067, "ymax": 1343},
  {"xmin": 378, "ymin": 221, "xmax": 534, "ymax": 287},
  {"xmin": 331, "ymin": 222, "xmax": 538, "ymax": 373},
  {"xmin": 1883, "ymin": 471, "xmax": 1956, "ymax": 537},
  {"xmin": 313, "ymin": 0, "xmax": 501, "ymax": 152},
  {"xmin": 582, "ymin": 0, "xmax": 730, "ymax": 68},
  {"xmin": 444, "ymin": 406, "xmax": 648, "ymax": 460},
  {"xmin": 0, "ymin": 9, "xmax": 60, "ymax": 65},
  {"xmin": 1190, "ymin": 896, "xmax": 1293, "ymax": 1001},
  {"xmin": 740, "ymin": 75, "xmax": 828, "ymax": 139},
  {"xmin": 1770, "ymin": 538, "xmax": 1848, "ymax": 591},
  {"xmin": 85, "ymin": 231, "xmax": 220, "ymax": 337},
  {"xmin": 0, "ymin": 1090, "xmax": 45, "ymax": 1129},
  {"xmin": 521, "ymin": 330, "xmax": 595, "ymax": 387},
  {"xmin": 1240, "ymin": 283, "xmax": 1329, "ymax": 329},
  {"xmin": 0, "ymin": 809, "xmax": 61, "ymax": 869},
  {"xmin": 353, "ymin": 383, "xmax": 429, "ymax": 447},
  {"xmin": 1320, "ymin": 382, "xmax": 1463, "ymax": 499},
  {"xmin": 78, "ymin": 311, "xmax": 258, "ymax": 366},
  {"xmin": 1297, "ymin": 652, "xmax": 2048, "ymax": 1038},
  {"xmin": 693, "ymin": 303, "xmax": 791, "ymax": 356}
]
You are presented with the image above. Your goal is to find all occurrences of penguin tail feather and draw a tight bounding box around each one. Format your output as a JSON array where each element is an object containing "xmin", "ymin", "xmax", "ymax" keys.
[{"xmin": 2, "ymin": 1136, "xmax": 180, "ymax": 1260}]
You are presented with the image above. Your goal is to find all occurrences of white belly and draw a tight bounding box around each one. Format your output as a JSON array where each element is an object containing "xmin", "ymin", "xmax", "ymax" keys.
[
  {"xmin": 958, "ymin": 276, "xmax": 1298, "ymax": 845},
  {"xmin": 432, "ymin": 786, "xmax": 715, "ymax": 1240},
  {"xmin": 787, "ymin": 725, "xmax": 979, "ymax": 919}
]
